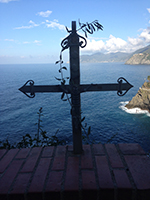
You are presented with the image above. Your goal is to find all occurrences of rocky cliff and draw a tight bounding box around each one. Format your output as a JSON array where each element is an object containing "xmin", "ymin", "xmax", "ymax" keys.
[
  {"xmin": 125, "ymin": 77, "xmax": 150, "ymax": 112},
  {"xmin": 125, "ymin": 53, "xmax": 150, "ymax": 65}
]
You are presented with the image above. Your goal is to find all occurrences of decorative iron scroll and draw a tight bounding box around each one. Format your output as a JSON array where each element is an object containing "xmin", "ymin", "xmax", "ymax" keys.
[
  {"xmin": 117, "ymin": 77, "xmax": 133, "ymax": 96},
  {"xmin": 61, "ymin": 31, "xmax": 87, "ymax": 51},
  {"xmin": 19, "ymin": 80, "xmax": 35, "ymax": 98},
  {"xmin": 78, "ymin": 35, "xmax": 87, "ymax": 48},
  {"xmin": 61, "ymin": 36, "xmax": 70, "ymax": 52}
]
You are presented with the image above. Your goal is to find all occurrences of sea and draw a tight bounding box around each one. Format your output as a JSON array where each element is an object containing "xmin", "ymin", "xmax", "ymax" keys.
[{"xmin": 0, "ymin": 62, "xmax": 150, "ymax": 153}]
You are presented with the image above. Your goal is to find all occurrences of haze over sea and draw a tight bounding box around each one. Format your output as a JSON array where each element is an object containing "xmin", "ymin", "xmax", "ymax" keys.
[{"xmin": 0, "ymin": 63, "xmax": 150, "ymax": 153}]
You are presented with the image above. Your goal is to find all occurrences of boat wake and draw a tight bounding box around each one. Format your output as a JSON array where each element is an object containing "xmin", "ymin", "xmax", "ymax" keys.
[{"xmin": 119, "ymin": 101, "xmax": 150, "ymax": 117}]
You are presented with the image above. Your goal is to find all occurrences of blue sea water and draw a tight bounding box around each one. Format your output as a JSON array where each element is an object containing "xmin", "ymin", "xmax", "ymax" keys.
[{"xmin": 0, "ymin": 62, "xmax": 150, "ymax": 152}]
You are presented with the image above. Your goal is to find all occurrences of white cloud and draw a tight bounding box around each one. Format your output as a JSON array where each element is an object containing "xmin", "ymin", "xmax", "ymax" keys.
[
  {"xmin": 36, "ymin": 10, "xmax": 52, "ymax": 18},
  {"xmin": 81, "ymin": 8, "xmax": 150, "ymax": 54},
  {"xmin": 0, "ymin": 0, "xmax": 18, "ymax": 3},
  {"xmin": 4, "ymin": 39, "xmax": 14, "ymax": 42},
  {"xmin": 82, "ymin": 35, "xmax": 129, "ymax": 54},
  {"xmin": 81, "ymin": 28, "xmax": 150, "ymax": 55},
  {"xmin": 45, "ymin": 19, "xmax": 65, "ymax": 30},
  {"xmin": 82, "ymin": 38, "xmax": 105, "ymax": 53},
  {"xmin": 139, "ymin": 27, "xmax": 150, "ymax": 43},
  {"xmin": 14, "ymin": 25, "xmax": 31, "ymax": 30},
  {"xmin": 105, "ymin": 35, "xmax": 127, "ymax": 53},
  {"xmin": 147, "ymin": 8, "xmax": 150, "ymax": 13},
  {"xmin": 14, "ymin": 18, "xmax": 65, "ymax": 31},
  {"xmin": 22, "ymin": 40, "xmax": 41, "ymax": 45},
  {"xmin": 14, "ymin": 20, "xmax": 39, "ymax": 29},
  {"xmin": 34, "ymin": 40, "xmax": 40, "ymax": 43},
  {"xmin": 33, "ymin": 40, "xmax": 41, "ymax": 45},
  {"xmin": 128, "ymin": 37, "xmax": 143, "ymax": 46},
  {"xmin": 29, "ymin": 20, "xmax": 39, "ymax": 27}
]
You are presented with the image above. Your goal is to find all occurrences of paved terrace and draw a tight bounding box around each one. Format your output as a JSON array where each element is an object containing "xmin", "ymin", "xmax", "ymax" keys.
[{"xmin": 0, "ymin": 143, "xmax": 150, "ymax": 200}]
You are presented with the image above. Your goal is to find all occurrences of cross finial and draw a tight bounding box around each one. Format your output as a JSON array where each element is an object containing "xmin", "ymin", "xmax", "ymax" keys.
[{"xmin": 72, "ymin": 21, "xmax": 76, "ymax": 33}]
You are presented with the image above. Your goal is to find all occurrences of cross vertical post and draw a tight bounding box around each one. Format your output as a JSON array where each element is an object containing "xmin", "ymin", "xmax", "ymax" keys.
[{"xmin": 69, "ymin": 21, "xmax": 82, "ymax": 154}]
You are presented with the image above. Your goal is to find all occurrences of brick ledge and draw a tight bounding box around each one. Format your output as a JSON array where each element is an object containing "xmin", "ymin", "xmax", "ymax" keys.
[{"xmin": 0, "ymin": 143, "xmax": 150, "ymax": 200}]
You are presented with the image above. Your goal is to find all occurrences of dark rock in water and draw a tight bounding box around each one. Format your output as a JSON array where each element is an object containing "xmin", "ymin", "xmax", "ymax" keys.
[{"xmin": 125, "ymin": 77, "xmax": 150, "ymax": 113}]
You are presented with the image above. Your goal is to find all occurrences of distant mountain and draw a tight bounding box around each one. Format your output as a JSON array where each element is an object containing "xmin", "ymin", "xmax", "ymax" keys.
[
  {"xmin": 80, "ymin": 44, "xmax": 150, "ymax": 64},
  {"xmin": 80, "ymin": 52, "xmax": 131, "ymax": 63},
  {"xmin": 125, "ymin": 45, "xmax": 150, "ymax": 65},
  {"xmin": 133, "ymin": 44, "xmax": 150, "ymax": 54}
]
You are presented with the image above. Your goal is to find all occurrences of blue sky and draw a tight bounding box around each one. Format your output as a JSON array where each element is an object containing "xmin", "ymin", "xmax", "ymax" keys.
[{"xmin": 0, "ymin": 0, "xmax": 150, "ymax": 64}]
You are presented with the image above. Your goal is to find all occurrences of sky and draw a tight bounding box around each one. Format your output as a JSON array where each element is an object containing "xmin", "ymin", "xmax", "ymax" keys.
[{"xmin": 0, "ymin": 0, "xmax": 150, "ymax": 64}]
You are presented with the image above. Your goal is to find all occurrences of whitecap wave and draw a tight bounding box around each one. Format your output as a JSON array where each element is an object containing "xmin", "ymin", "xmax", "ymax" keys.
[{"xmin": 119, "ymin": 101, "xmax": 150, "ymax": 117}]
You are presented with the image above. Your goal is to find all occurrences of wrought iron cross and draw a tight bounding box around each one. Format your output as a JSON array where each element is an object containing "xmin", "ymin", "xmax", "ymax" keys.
[{"xmin": 19, "ymin": 21, "xmax": 133, "ymax": 154}]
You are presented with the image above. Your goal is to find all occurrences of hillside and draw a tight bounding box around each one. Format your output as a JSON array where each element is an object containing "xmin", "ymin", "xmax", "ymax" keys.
[
  {"xmin": 125, "ymin": 45, "xmax": 150, "ymax": 65},
  {"xmin": 133, "ymin": 44, "xmax": 150, "ymax": 54},
  {"xmin": 80, "ymin": 45, "xmax": 150, "ymax": 64},
  {"xmin": 80, "ymin": 52, "xmax": 130, "ymax": 63},
  {"xmin": 125, "ymin": 76, "xmax": 150, "ymax": 112}
]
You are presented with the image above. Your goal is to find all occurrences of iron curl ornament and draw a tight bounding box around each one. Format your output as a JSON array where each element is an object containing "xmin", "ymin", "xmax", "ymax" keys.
[
  {"xmin": 117, "ymin": 77, "xmax": 133, "ymax": 96},
  {"xmin": 19, "ymin": 80, "xmax": 35, "ymax": 98},
  {"xmin": 60, "ymin": 19, "xmax": 103, "ymax": 52},
  {"xmin": 61, "ymin": 30, "xmax": 87, "ymax": 52}
]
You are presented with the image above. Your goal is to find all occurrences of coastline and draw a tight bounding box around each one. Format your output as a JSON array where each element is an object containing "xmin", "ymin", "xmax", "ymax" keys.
[{"xmin": 119, "ymin": 101, "xmax": 150, "ymax": 117}]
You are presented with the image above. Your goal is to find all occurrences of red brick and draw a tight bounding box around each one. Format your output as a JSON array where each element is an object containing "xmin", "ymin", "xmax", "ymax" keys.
[
  {"xmin": 52, "ymin": 156, "xmax": 65, "ymax": 170},
  {"xmin": 119, "ymin": 143, "xmax": 146, "ymax": 155},
  {"xmin": 93, "ymin": 144, "xmax": 105, "ymax": 155},
  {"xmin": 51, "ymin": 146, "xmax": 66, "ymax": 170},
  {"xmin": 95, "ymin": 156, "xmax": 114, "ymax": 188},
  {"xmin": 45, "ymin": 171, "xmax": 63, "ymax": 192},
  {"xmin": 21, "ymin": 147, "xmax": 42, "ymax": 173},
  {"xmin": 125, "ymin": 155, "xmax": 150, "ymax": 190},
  {"xmin": 0, "ymin": 149, "xmax": 19, "ymax": 173},
  {"xmin": 15, "ymin": 148, "xmax": 30, "ymax": 159},
  {"xmin": 105, "ymin": 144, "xmax": 124, "ymax": 168},
  {"xmin": 55, "ymin": 145, "xmax": 66, "ymax": 157},
  {"xmin": 10, "ymin": 173, "xmax": 31, "ymax": 194},
  {"xmin": 64, "ymin": 157, "xmax": 79, "ymax": 191},
  {"xmin": 0, "ymin": 149, "xmax": 7, "ymax": 159},
  {"xmin": 81, "ymin": 145, "xmax": 93, "ymax": 169},
  {"xmin": 0, "ymin": 160, "xmax": 23, "ymax": 194},
  {"xmin": 113, "ymin": 169, "xmax": 132, "ymax": 188},
  {"xmin": 113, "ymin": 169, "xmax": 133, "ymax": 200},
  {"xmin": 82, "ymin": 170, "xmax": 97, "ymax": 200},
  {"xmin": 82, "ymin": 170, "xmax": 97, "ymax": 190},
  {"xmin": 28, "ymin": 158, "xmax": 51, "ymax": 193},
  {"xmin": 45, "ymin": 171, "xmax": 63, "ymax": 200},
  {"xmin": 41, "ymin": 146, "xmax": 54, "ymax": 157}
]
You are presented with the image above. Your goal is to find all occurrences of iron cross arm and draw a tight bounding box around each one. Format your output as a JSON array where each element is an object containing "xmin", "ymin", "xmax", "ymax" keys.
[{"xmin": 19, "ymin": 77, "xmax": 133, "ymax": 98}]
